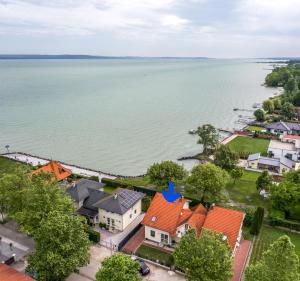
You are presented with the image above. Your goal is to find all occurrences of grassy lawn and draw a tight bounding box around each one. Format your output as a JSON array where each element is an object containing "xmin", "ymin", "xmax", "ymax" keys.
[
  {"xmin": 103, "ymin": 185, "xmax": 118, "ymax": 193},
  {"xmin": 245, "ymin": 126, "xmax": 265, "ymax": 132},
  {"xmin": 226, "ymin": 170, "xmax": 269, "ymax": 207},
  {"xmin": 135, "ymin": 244, "xmax": 172, "ymax": 266},
  {"xmin": 0, "ymin": 156, "xmax": 28, "ymax": 174},
  {"xmin": 115, "ymin": 176, "xmax": 153, "ymax": 187},
  {"xmin": 226, "ymin": 136, "xmax": 270, "ymax": 156},
  {"xmin": 251, "ymin": 225, "xmax": 300, "ymax": 268}
]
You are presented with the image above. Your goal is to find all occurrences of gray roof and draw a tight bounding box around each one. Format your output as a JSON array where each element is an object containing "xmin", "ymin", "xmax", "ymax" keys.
[
  {"xmin": 67, "ymin": 179, "xmax": 105, "ymax": 203},
  {"xmin": 248, "ymin": 153, "xmax": 261, "ymax": 161},
  {"xmin": 67, "ymin": 179, "xmax": 110, "ymax": 214},
  {"xmin": 266, "ymin": 121, "xmax": 300, "ymax": 132},
  {"xmin": 94, "ymin": 189, "xmax": 145, "ymax": 215},
  {"xmin": 258, "ymin": 157, "xmax": 280, "ymax": 167},
  {"xmin": 280, "ymin": 157, "xmax": 294, "ymax": 169}
]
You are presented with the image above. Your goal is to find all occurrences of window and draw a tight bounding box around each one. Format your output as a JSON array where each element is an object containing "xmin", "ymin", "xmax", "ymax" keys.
[
  {"xmin": 150, "ymin": 230, "xmax": 155, "ymax": 237},
  {"xmin": 130, "ymin": 214, "xmax": 132, "ymax": 219},
  {"xmin": 134, "ymin": 209, "xmax": 137, "ymax": 214},
  {"xmin": 161, "ymin": 233, "xmax": 168, "ymax": 244},
  {"xmin": 185, "ymin": 224, "xmax": 189, "ymax": 231},
  {"xmin": 107, "ymin": 218, "xmax": 110, "ymax": 225}
]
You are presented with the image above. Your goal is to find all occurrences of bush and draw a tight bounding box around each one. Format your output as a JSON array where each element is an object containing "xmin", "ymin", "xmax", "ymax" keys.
[
  {"xmin": 101, "ymin": 178, "xmax": 131, "ymax": 188},
  {"xmin": 142, "ymin": 196, "xmax": 152, "ymax": 212},
  {"xmin": 243, "ymin": 207, "xmax": 255, "ymax": 227},
  {"xmin": 99, "ymin": 223, "xmax": 107, "ymax": 229},
  {"xmin": 87, "ymin": 228, "xmax": 100, "ymax": 243},
  {"xmin": 269, "ymin": 217, "xmax": 300, "ymax": 231},
  {"xmin": 250, "ymin": 207, "xmax": 264, "ymax": 235},
  {"xmin": 88, "ymin": 176, "xmax": 99, "ymax": 182}
]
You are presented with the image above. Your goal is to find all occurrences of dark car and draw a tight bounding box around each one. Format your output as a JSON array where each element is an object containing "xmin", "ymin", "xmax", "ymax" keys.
[{"xmin": 135, "ymin": 258, "xmax": 150, "ymax": 276}]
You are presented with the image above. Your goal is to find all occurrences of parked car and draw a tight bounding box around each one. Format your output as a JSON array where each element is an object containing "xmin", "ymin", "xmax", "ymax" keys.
[{"xmin": 131, "ymin": 256, "xmax": 150, "ymax": 276}]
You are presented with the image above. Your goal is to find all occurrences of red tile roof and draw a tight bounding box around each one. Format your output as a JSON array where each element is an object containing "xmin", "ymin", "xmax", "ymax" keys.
[
  {"xmin": 31, "ymin": 161, "xmax": 72, "ymax": 181},
  {"xmin": 142, "ymin": 193, "xmax": 244, "ymax": 248},
  {"xmin": 0, "ymin": 264, "xmax": 34, "ymax": 281},
  {"xmin": 203, "ymin": 206, "xmax": 245, "ymax": 248}
]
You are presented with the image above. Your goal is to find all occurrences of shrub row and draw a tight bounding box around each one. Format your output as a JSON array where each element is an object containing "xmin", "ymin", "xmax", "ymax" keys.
[
  {"xmin": 250, "ymin": 207, "xmax": 264, "ymax": 235},
  {"xmin": 269, "ymin": 209, "xmax": 300, "ymax": 231},
  {"xmin": 86, "ymin": 228, "xmax": 100, "ymax": 243},
  {"xmin": 101, "ymin": 177, "xmax": 132, "ymax": 188}
]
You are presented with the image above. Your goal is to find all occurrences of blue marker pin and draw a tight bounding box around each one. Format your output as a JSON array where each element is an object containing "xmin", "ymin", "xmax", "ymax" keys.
[{"xmin": 162, "ymin": 182, "xmax": 181, "ymax": 203}]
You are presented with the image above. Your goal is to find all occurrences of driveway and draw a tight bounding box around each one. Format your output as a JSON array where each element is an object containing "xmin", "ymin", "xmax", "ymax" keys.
[{"xmin": 142, "ymin": 263, "xmax": 185, "ymax": 281}]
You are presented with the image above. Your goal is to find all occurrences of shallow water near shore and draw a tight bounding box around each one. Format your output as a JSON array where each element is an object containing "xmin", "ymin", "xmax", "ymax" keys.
[{"xmin": 0, "ymin": 58, "xmax": 275, "ymax": 175}]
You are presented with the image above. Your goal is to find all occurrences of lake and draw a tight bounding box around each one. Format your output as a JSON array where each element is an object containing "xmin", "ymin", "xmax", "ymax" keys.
[{"xmin": 0, "ymin": 58, "xmax": 275, "ymax": 175}]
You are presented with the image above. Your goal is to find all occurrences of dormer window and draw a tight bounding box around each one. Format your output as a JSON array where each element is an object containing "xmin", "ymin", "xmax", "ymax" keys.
[{"xmin": 151, "ymin": 216, "xmax": 157, "ymax": 222}]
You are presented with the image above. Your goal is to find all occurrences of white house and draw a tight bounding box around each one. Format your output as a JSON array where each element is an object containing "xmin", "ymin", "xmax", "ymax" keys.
[
  {"xmin": 67, "ymin": 179, "xmax": 144, "ymax": 231},
  {"xmin": 142, "ymin": 193, "xmax": 245, "ymax": 255},
  {"xmin": 268, "ymin": 139, "xmax": 300, "ymax": 162}
]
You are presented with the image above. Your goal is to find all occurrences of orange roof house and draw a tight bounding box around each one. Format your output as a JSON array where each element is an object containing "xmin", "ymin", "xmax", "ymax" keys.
[
  {"xmin": 31, "ymin": 161, "xmax": 72, "ymax": 181},
  {"xmin": 0, "ymin": 264, "xmax": 34, "ymax": 281},
  {"xmin": 142, "ymin": 193, "xmax": 244, "ymax": 252}
]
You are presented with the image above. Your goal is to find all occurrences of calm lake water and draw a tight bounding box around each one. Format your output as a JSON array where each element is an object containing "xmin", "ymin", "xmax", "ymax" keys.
[{"xmin": 0, "ymin": 59, "xmax": 275, "ymax": 175}]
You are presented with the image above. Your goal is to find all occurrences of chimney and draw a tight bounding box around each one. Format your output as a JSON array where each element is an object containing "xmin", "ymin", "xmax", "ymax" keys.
[
  {"xmin": 113, "ymin": 193, "xmax": 118, "ymax": 200},
  {"xmin": 210, "ymin": 203, "xmax": 215, "ymax": 210}
]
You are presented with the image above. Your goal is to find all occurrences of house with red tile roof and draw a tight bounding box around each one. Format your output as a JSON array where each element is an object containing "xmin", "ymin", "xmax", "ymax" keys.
[
  {"xmin": 142, "ymin": 192, "xmax": 245, "ymax": 254},
  {"xmin": 31, "ymin": 161, "xmax": 72, "ymax": 182},
  {"xmin": 0, "ymin": 264, "xmax": 34, "ymax": 281}
]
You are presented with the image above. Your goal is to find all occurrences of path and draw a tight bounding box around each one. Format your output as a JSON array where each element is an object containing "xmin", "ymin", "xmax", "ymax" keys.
[
  {"xmin": 221, "ymin": 134, "xmax": 239, "ymax": 145},
  {"xmin": 2, "ymin": 153, "xmax": 116, "ymax": 180}
]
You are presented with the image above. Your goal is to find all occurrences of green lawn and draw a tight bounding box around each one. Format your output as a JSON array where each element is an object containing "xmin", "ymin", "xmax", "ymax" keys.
[
  {"xmin": 114, "ymin": 176, "xmax": 152, "ymax": 187},
  {"xmin": 226, "ymin": 170, "xmax": 269, "ymax": 207},
  {"xmin": 103, "ymin": 185, "xmax": 118, "ymax": 193},
  {"xmin": 251, "ymin": 225, "xmax": 300, "ymax": 268},
  {"xmin": 245, "ymin": 126, "xmax": 265, "ymax": 132},
  {"xmin": 226, "ymin": 136, "xmax": 270, "ymax": 156},
  {"xmin": 0, "ymin": 156, "xmax": 28, "ymax": 174},
  {"xmin": 135, "ymin": 244, "xmax": 172, "ymax": 266}
]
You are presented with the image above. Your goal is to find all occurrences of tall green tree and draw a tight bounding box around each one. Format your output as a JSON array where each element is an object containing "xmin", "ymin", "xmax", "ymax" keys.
[
  {"xmin": 245, "ymin": 235, "xmax": 300, "ymax": 281},
  {"xmin": 256, "ymin": 171, "xmax": 272, "ymax": 191},
  {"xmin": 147, "ymin": 160, "xmax": 187, "ymax": 186},
  {"xmin": 214, "ymin": 145, "xmax": 238, "ymax": 171},
  {"xmin": 284, "ymin": 77, "xmax": 298, "ymax": 93},
  {"xmin": 174, "ymin": 229, "xmax": 232, "ymax": 281},
  {"xmin": 271, "ymin": 169, "xmax": 300, "ymax": 219},
  {"xmin": 28, "ymin": 211, "xmax": 90, "ymax": 281},
  {"xmin": 186, "ymin": 163, "xmax": 229, "ymax": 203},
  {"xmin": 249, "ymin": 207, "xmax": 264, "ymax": 235},
  {"xmin": 254, "ymin": 109, "xmax": 265, "ymax": 122},
  {"xmin": 273, "ymin": 98, "xmax": 282, "ymax": 110},
  {"xmin": 197, "ymin": 124, "xmax": 219, "ymax": 155},
  {"xmin": 281, "ymin": 102, "xmax": 295, "ymax": 120},
  {"xmin": 13, "ymin": 174, "xmax": 74, "ymax": 235},
  {"xmin": 262, "ymin": 100, "xmax": 275, "ymax": 113},
  {"xmin": 230, "ymin": 166, "xmax": 244, "ymax": 184},
  {"xmin": 96, "ymin": 253, "xmax": 141, "ymax": 281}
]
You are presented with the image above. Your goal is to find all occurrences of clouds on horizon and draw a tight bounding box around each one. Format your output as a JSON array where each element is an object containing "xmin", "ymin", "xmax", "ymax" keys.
[{"xmin": 0, "ymin": 0, "xmax": 299, "ymax": 57}]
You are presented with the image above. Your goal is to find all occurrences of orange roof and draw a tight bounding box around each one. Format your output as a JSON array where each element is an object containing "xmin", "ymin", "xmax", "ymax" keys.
[
  {"xmin": 202, "ymin": 206, "xmax": 245, "ymax": 248},
  {"xmin": 31, "ymin": 161, "xmax": 72, "ymax": 181},
  {"xmin": 142, "ymin": 193, "xmax": 190, "ymax": 236},
  {"xmin": 0, "ymin": 264, "xmax": 34, "ymax": 281},
  {"xmin": 142, "ymin": 193, "xmax": 244, "ymax": 248}
]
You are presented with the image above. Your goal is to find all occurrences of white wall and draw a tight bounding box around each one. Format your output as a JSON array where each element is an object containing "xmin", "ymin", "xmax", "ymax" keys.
[
  {"xmin": 98, "ymin": 199, "xmax": 142, "ymax": 231},
  {"xmin": 268, "ymin": 147, "xmax": 298, "ymax": 161},
  {"xmin": 145, "ymin": 226, "xmax": 170, "ymax": 245},
  {"xmin": 247, "ymin": 159, "xmax": 258, "ymax": 169}
]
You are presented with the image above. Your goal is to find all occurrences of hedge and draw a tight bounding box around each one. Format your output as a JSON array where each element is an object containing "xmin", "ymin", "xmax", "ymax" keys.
[
  {"xmin": 101, "ymin": 177, "xmax": 132, "ymax": 188},
  {"xmin": 269, "ymin": 209, "xmax": 300, "ymax": 231},
  {"xmin": 86, "ymin": 228, "xmax": 100, "ymax": 243},
  {"xmin": 250, "ymin": 207, "xmax": 264, "ymax": 235}
]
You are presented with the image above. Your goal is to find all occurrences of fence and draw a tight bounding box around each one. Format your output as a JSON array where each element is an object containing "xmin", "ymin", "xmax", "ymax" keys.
[{"xmin": 118, "ymin": 223, "xmax": 142, "ymax": 251}]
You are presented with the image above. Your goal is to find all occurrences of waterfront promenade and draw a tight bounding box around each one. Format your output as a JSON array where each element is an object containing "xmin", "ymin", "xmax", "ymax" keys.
[{"xmin": 1, "ymin": 152, "xmax": 116, "ymax": 180}]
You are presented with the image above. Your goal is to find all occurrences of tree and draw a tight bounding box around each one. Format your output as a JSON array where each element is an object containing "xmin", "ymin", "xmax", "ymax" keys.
[
  {"xmin": 262, "ymin": 100, "xmax": 274, "ymax": 113},
  {"xmin": 273, "ymin": 98, "xmax": 282, "ymax": 110},
  {"xmin": 173, "ymin": 229, "xmax": 232, "ymax": 281},
  {"xmin": 254, "ymin": 109, "xmax": 265, "ymax": 122},
  {"xmin": 186, "ymin": 163, "xmax": 229, "ymax": 203},
  {"xmin": 284, "ymin": 77, "xmax": 298, "ymax": 93},
  {"xmin": 245, "ymin": 235, "xmax": 300, "ymax": 281},
  {"xmin": 230, "ymin": 167, "xmax": 244, "ymax": 184},
  {"xmin": 271, "ymin": 169, "xmax": 300, "ymax": 220},
  {"xmin": 281, "ymin": 102, "xmax": 295, "ymax": 120},
  {"xmin": 197, "ymin": 124, "xmax": 219, "ymax": 155},
  {"xmin": 214, "ymin": 145, "xmax": 238, "ymax": 171},
  {"xmin": 147, "ymin": 160, "xmax": 187, "ymax": 186},
  {"xmin": 13, "ymin": 174, "xmax": 74, "ymax": 235},
  {"xmin": 250, "ymin": 207, "xmax": 264, "ymax": 235},
  {"xmin": 96, "ymin": 253, "xmax": 141, "ymax": 281},
  {"xmin": 256, "ymin": 171, "xmax": 272, "ymax": 191},
  {"xmin": 28, "ymin": 211, "xmax": 90, "ymax": 281}
]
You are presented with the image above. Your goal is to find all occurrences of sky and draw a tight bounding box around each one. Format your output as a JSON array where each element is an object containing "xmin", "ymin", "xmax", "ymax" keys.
[{"xmin": 0, "ymin": 0, "xmax": 300, "ymax": 58}]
